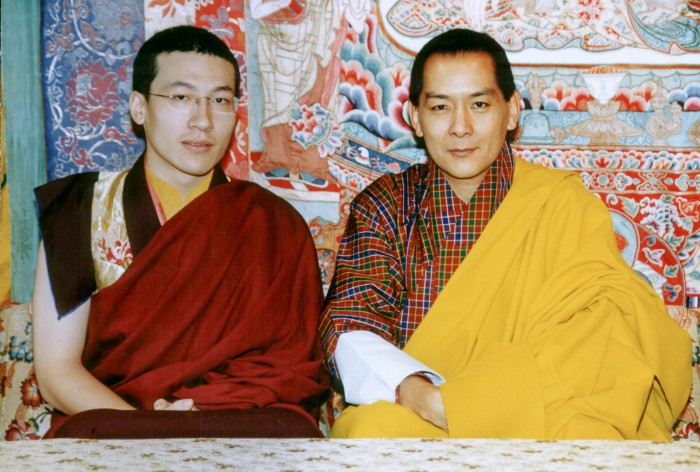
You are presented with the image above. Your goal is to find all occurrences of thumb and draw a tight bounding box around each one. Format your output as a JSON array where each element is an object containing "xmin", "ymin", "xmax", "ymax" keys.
[
  {"xmin": 153, "ymin": 398, "xmax": 168, "ymax": 410},
  {"xmin": 170, "ymin": 398, "xmax": 195, "ymax": 410}
]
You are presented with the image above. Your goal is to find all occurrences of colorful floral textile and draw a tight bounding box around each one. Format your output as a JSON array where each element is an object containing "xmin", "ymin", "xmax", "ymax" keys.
[{"xmin": 0, "ymin": 303, "xmax": 52, "ymax": 440}]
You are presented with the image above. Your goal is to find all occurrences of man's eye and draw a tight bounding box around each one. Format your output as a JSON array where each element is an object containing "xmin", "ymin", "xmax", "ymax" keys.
[
  {"xmin": 431, "ymin": 104, "xmax": 449, "ymax": 111},
  {"xmin": 172, "ymin": 95, "xmax": 191, "ymax": 102},
  {"xmin": 473, "ymin": 102, "xmax": 489, "ymax": 108},
  {"xmin": 213, "ymin": 97, "xmax": 232, "ymax": 105}
]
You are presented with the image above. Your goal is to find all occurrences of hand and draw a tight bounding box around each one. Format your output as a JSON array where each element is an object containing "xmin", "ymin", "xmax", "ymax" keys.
[
  {"xmin": 398, "ymin": 375, "xmax": 448, "ymax": 431},
  {"xmin": 332, "ymin": 390, "xmax": 347, "ymax": 413},
  {"xmin": 153, "ymin": 398, "xmax": 199, "ymax": 411}
]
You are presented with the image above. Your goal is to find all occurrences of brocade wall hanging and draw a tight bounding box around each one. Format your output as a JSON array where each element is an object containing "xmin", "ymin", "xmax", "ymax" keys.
[{"xmin": 40, "ymin": 0, "xmax": 700, "ymax": 306}]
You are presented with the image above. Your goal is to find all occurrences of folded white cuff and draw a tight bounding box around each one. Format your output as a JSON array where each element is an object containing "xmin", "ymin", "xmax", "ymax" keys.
[{"xmin": 335, "ymin": 330, "xmax": 445, "ymax": 405}]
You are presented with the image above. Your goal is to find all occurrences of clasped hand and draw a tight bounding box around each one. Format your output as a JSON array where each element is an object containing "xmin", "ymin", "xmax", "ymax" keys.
[{"xmin": 153, "ymin": 398, "xmax": 199, "ymax": 411}]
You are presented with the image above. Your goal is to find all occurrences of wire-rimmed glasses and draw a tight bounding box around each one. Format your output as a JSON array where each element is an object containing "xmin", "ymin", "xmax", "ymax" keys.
[{"xmin": 150, "ymin": 93, "xmax": 239, "ymax": 114}]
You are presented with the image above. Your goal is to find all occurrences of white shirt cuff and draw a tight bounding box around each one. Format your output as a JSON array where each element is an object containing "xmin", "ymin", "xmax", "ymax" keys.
[{"xmin": 334, "ymin": 330, "xmax": 445, "ymax": 405}]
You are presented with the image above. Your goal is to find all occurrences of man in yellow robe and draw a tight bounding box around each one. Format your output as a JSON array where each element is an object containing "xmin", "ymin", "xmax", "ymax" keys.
[{"xmin": 319, "ymin": 28, "xmax": 692, "ymax": 440}]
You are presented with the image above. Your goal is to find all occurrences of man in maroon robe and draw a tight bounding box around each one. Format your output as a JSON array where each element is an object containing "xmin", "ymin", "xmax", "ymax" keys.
[{"xmin": 32, "ymin": 25, "xmax": 328, "ymax": 439}]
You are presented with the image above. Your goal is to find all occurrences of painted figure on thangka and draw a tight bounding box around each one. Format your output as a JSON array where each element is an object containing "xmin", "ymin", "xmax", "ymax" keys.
[
  {"xmin": 249, "ymin": 0, "xmax": 343, "ymax": 186},
  {"xmin": 247, "ymin": 0, "xmax": 372, "ymax": 292}
]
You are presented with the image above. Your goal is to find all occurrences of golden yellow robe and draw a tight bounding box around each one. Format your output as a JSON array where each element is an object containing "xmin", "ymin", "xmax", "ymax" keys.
[{"xmin": 332, "ymin": 159, "xmax": 692, "ymax": 440}]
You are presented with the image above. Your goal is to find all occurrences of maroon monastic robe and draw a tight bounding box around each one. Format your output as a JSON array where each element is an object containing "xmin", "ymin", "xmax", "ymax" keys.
[
  {"xmin": 37, "ymin": 168, "xmax": 328, "ymax": 437},
  {"xmin": 82, "ymin": 180, "xmax": 328, "ymax": 413}
]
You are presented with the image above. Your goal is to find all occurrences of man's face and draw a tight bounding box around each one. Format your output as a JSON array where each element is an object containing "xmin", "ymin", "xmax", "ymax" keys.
[
  {"xmin": 129, "ymin": 52, "xmax": 237, "ymax": 191},
  {"xmin": 409, "ymin": 52, "xmax": 520, "ymax": 201}
]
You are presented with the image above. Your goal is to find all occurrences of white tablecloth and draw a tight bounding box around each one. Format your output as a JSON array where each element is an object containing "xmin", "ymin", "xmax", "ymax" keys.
[{"xmin": 2, "ymin": 438, "xmax": 699, "ymax": 471}]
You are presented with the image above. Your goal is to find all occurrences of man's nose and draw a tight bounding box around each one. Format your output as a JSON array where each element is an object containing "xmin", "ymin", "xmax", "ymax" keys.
[
  {"xmin": 188, "ymin": 97, "xmax": 213, "ymax": 130},
  {"xmin": 450, "ymin": 106, "xmax": 473, "ymax": 137}
]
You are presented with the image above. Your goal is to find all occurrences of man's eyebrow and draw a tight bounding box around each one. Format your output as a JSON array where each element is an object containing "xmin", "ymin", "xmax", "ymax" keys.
[
  {"xmin": 424, "ymin": 88, "xmax": 499, "ymax": 100},
  {"xmin": 165, "ymin": 81, "xmax": 235, "ymax": 93},
  {"xmin": 166, "ymin": 80, "xmax": 196, "ymax": 90},
  {"xmin": 212, "ymin": 85, "xmax": 236, "ymax": 94}
]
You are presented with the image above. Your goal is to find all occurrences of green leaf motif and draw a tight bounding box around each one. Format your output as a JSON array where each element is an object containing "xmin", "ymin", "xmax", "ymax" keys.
[
  {"xmin": 664, "ymin": 234, "xmax": 683, "ymax": 249},
  {"xmin": 680, "ymin": 217, "xmax": 693, "ymax": 233},
  {"xmin": 660, "ymin": 194, "xmax": 674, "ymax": 204},
  {"xmin": 664, "ymin": 265, "xmax": 679, "ymax": 278},
  {"xmin": 620, "ymin": 197, "xmax": 639, "ymax": 217}
]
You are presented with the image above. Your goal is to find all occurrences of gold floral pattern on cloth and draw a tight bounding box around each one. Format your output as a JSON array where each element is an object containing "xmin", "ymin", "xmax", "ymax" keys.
[
  {"xmin": 91, "ymin": 171, "xmax": 134, "ymax": 291},
  {"xmin": 1, "ymin": 438, "xmax": 700, "ymax": 471}
]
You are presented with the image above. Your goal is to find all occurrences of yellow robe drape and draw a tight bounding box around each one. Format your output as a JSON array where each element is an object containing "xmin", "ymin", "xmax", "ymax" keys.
[{"xmin": 332, "ymin": 159, "xmax": 692, "ymax": 440}]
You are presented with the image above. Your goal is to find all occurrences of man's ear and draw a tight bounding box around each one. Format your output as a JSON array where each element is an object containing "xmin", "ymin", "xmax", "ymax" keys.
[
  {"xmin": 129, "ymin": 91, "xmax": 147, "ymax": 126},
  {"xmin": 507, "ymin": 89, "xmax": 522, "ymax": 131},
  {"xmin": 408, "ymin": 101, "xmax": 423, "ymax": 137}
]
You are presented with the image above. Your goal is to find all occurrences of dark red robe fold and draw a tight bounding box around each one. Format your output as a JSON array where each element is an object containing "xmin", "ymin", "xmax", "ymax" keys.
[{"xmin": 80, "ymin": 180, "xmax": 328, "ymax": 416}]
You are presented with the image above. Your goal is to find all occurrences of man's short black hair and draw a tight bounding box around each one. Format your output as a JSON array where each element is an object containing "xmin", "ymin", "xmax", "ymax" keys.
[
  {"xmin": 409, "ymin": 28, "xmax": 515, "ymax": 105},
  {"xmin": 133, "ymin": 25, "xmax": 240, "ymax": 99}
]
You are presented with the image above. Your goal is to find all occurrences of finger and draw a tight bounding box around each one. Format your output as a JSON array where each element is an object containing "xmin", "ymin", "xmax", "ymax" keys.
[
  {"xmin": 166, "ymin": 398, "xmax": 194, "ymax": 411},
  {"xmin": 332, "ymin": 392, "xmax": 346, "ymax": 412},
  {"xmin": 153, "ymin": 399, "xmax": 169, "ymax": 410}
]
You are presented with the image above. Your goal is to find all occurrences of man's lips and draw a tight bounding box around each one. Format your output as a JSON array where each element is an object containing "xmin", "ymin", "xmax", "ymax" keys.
[
  {"xmin": 182, "ymin": 140, "xmax": 213, "ymax": 151},
  {"xmin": 448, "ymin": 147, "xmax": 475, "ymax": 156}
]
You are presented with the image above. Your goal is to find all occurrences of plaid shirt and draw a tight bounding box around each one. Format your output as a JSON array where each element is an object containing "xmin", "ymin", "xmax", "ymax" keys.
[{"xmin": 321, "ymin": 145, "xmax": 515, "ymax": 376}]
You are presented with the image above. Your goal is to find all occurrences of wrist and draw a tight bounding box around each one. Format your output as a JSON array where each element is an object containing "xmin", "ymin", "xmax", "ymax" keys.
[{"xmin": 396, "ymin": 372, "xmax": 431, "ymax": 405}]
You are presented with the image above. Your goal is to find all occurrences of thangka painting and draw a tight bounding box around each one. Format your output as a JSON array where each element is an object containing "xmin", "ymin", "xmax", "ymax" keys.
[
  {"xmin": 245, "ymin": 0, "xmax": 699, "ymax": 304},
  {"xmin": 40, "ymin": 0, "xmax": 699, "ymax": 304}
]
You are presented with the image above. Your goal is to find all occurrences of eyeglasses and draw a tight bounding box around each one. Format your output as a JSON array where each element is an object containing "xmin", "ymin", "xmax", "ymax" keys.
[{"xmin": 150, "ymin": 93, "xmax": 239, "ymax": 114}]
